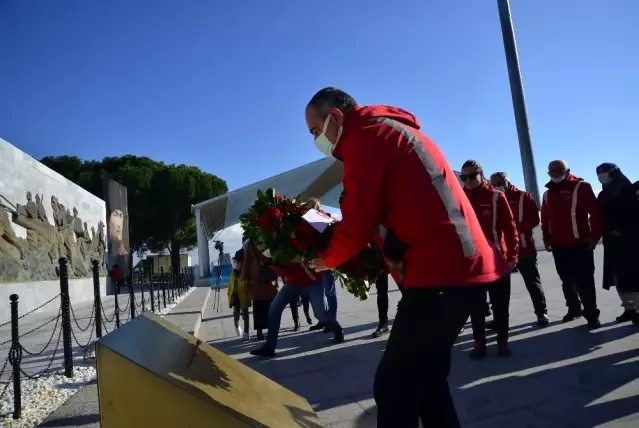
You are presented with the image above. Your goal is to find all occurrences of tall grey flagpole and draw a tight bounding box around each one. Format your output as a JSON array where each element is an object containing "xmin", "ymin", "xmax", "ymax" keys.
[{"xmin": 497, "ymin": 0, "xmax": 541, "ymax": 207}]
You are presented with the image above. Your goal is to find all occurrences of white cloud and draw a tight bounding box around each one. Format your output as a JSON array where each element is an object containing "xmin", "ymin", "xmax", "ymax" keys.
[{"xmin": 212, "ymin": 223, "xmax": 244, "ymax": 256}]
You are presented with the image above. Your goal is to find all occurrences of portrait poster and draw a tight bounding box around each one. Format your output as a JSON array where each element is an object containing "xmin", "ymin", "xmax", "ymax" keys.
[{"xmin": 104, "ymin": 177, "xmax": 130, "ymax": 278}]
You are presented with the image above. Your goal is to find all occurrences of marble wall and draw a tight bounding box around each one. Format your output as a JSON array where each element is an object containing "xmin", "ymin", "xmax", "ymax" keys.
[{"xmin": 0, "ymin": 138, "xmax": 107, "ymax": 283}]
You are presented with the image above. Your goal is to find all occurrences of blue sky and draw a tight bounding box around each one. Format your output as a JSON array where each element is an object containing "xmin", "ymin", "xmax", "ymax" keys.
[{"xmin": 1, "ymin": 1, "xmax": 637, "ymax": 257}]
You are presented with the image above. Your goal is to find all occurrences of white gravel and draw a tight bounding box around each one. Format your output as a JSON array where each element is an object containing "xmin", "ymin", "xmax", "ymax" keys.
[{"xmin": 0, "ymin": 286, "xmax": 195, "ymax": 428}]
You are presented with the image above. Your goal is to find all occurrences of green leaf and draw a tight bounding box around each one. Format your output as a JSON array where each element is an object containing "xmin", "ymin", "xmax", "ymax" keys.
[{"xmin": 265, "ymin": 188, "xmax": 275, "ymax": 199}]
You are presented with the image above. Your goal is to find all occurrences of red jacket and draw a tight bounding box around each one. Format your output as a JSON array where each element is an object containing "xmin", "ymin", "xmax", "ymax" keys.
[
  {"xmin": 541, "ymin": 174, "xmax": 603, "ymax": 248},
  {"xmin": 503, "ymin": 185, "xmax": 539, "ymax": 255},
  {"xmin": 464, "ymin": 183, "xmax": 519, "ymax": 264},
  {"xmin": 270, "ymin": 264, "xmax": 321, "ymax": 286},
  {"xmin": 321, "ymin": 105, "xmax": 511, "ymax": 288}
]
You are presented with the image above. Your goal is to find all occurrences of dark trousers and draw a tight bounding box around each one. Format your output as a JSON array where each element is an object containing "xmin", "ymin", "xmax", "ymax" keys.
[
  {"xmin": 374, "ymin": 286, "xmax": 481, "ymax": 427},
  {"xmin": 552, "ymin": 246, "xmax": 600, "ymax": 320},
  {"xmin": 376, "ymin": 275, "xmax": 389, "ymax": 325},
  {"xmin": 376, "ymin": 274, "xmax": 404, "ymax": 325},
  {"xmin": 233, "ymin": 306, "xmax": 250, "ymax": 334},
  {"xmin": 289, "ymin": 295, "xmax": 311, "ymax": 322},
  {"xmin": 471, "ymin": 275, "xmax": 511, "ymax": 342},
  {"xmin": 517, "ymin": 253, "xmax": 548, "ymax": 316},
  {"xmin": 252, "ymin": 300, "xmax": 272, "ymax": 331}
]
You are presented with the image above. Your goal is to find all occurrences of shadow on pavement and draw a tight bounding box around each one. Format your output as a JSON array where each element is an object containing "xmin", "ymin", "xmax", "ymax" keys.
[{"xmin": 211, "ymin": 316, "xmax": 639, "ymax": 427}]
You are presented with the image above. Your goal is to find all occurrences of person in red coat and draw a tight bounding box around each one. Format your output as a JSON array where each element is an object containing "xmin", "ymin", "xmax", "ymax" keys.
[
  {"xmin": 490, "ymin": 172, "xmax": 549, "ymax": 326},
  {"xmin": 541, "ymin": 160, "xmax": 603, "ymax": 329},
  {"xmin": 305, "ymin": 87, "xmax": 511, "ymax": 427},
  {"xmin": 461, "ymin": 160, "xmax": 519, "ymax": 359}
]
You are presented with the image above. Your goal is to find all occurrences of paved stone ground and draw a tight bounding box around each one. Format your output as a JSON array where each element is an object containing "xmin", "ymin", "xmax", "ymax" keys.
[
  {"xmin": 200, "ymin": 246, "xmax": 639, "ymax": 428},
  {"xmin": 0, "ymin": 290, "xmax": 157, "ymax": 381}
]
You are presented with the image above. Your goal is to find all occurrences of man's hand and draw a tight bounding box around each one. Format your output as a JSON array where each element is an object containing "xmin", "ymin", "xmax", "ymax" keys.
[
  {"xmin": 544, "ymin": 244, "xmax": 552, "ymax": 252},
  {"xmin": 309, "ymin": 258, "xmax": 331, "ymax": 272}
]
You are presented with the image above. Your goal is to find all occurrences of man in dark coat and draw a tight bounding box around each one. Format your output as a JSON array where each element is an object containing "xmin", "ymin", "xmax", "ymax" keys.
[{"xmin": 596, "ymin": 163, "xmax": 639, "ymax": 324}]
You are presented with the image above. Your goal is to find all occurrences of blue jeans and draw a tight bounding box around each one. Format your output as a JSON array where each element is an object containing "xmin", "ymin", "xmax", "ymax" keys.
[
  {"xmin": 266, "ymin": 276, "xmax": 341, "ymax": 350},
  {"xmin": 323, "ymin": 271, "xmax": 338, "ymax": 321}
]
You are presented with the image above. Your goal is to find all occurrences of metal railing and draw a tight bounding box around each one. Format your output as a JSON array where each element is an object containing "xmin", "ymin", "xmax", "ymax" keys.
[{"xmin": 0, "ymin": 259, "xmax": 194, "ymax": 420}]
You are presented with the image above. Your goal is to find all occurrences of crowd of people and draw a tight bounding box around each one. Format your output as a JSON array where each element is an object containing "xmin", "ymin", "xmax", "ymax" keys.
[{"xmin": 222, "ymin": 87, "xmax": 638, "ymax": 428}]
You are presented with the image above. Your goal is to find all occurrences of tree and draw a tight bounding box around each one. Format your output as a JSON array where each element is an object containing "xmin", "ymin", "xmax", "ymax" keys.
[
  {"xmin": 146, "ymin": 164, "xmax": 228, "ymax": 272},
  {"xmin": 40, "ymin": 156, "xmax": 227, "ymax": 272}
]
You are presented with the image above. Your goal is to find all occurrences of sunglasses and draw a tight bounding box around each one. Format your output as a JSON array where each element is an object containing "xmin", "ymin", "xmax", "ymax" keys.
[{"xmin": 460, "ymin": 172, "xmax": 480, "ymax": 182}]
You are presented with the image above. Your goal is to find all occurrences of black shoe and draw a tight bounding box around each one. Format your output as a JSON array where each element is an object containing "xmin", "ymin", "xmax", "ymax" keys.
[
  {"xmin": 537, "ymin": 314, "xmax": 550, "ymax": 327},
  {"xmin": 372, "ymin": 324, "xmax": 390, "ymax": 338},
  {"xmin": 587, "ymin": 319, "xmax": 602, "ymax": 330},
  {"xmin": 250, "ymin": 345, "xmax": 275, "ymax": 357},
  {"xmin": 497, "ymin": 340, "xmax": 512, "ymax": 358},
  {"xmin": 616, "ymin": 310, "xmax": 636, "ymax": 323},
  {"xmin": 470, "ymin": 341, "xmax": 487, "ymax": 360},
  {"xmin": 333, "ymin": 330, "xmax": 345, "ymax": 344},
  {"xmin": 309, "ymin": 322, "xmax": 326, "ymax": 331},
  {"xmin": 562, "ymin": 309, "xmax": 583, "ymax": 322},
  {"xmin": 306, "ymin": 317, "xmax": 313, "ymax": 325}
]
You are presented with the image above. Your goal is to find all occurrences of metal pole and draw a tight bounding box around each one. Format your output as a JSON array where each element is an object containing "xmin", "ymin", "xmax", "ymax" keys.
[
  {"xmin": 9, "ymin": 294, "xmax": 22, "ymax": 419},
  {"xmin": 92, "ymin": 260, "xmax": 102, "ymax": 338},
  {"xmin": 59, "ymin": 258, "xmax": 74, "ymax": 377},
  {"xmin": 496, "ymin": 0, "xmax": 541, "ymax": 207}
]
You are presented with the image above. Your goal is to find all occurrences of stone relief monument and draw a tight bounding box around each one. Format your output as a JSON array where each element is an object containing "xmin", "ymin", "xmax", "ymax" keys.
[{"xmin": 0, "ymin": 191, "xmax": 107, "ymax": 283}]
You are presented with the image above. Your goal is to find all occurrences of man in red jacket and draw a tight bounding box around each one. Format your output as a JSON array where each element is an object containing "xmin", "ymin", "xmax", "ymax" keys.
[
  {"xmin": 305, "ymin": 88, "xmax": 511, "ymax": 428},
  {"xmin": 461, "ymin": 161, "xmax": 519, "ymax": 359},
  {"xmin": 491, "ymin": 172, "xmax": 549, "ymax": 326},
  {"xmin": 542, "ymin": 160, "xmax": 603, "ymax": 329}
]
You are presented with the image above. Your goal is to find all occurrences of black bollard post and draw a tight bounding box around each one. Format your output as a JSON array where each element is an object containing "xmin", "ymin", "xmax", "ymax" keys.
[
  {"xmin": 58, "ymin": 258, "xmax": 73, "ymax": 377},
  {"xmin": 160, "ymin": 267, "xmax": 167, "ymax": 308},
  {"xmin": 114, "ymin": 279, "xmax": 121, "ymax": 329},
  {"xmin": 149, "ymin": 270, "xmax": 155, "ymax": 313},
  {"xmin": 128, "ymin": 273, "xmax": 135, "ymax": 320},
  {"xmin": 140, "ymin": 273, "xmax": 146, "ymax": 313},
  {"xmin": 92, "ymin": 260, "xmax": 102, "ymax": 338},
  {"xmin": 9, "ymin": 294, "xmax": 23, "ymax": 419},
  {"xmin": 170, "ymin": 268, "xmax": 176, "ymax": 303}
]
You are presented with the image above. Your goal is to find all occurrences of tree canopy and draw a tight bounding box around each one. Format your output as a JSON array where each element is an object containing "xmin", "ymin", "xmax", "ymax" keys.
[{"xmin": 40, "ymin": 155, "xmax": 227, "ymax": 269}]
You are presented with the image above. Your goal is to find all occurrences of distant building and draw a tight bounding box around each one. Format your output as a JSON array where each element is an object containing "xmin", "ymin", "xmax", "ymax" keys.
[{"xmin": 135, "ymin": 253, "xmax": 192, "ymax": 274}]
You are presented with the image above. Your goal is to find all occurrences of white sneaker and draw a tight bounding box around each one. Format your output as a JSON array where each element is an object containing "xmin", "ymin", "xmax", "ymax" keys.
[
  {"xmin": 235, "ymin": 324, "xmax": 242, "ymax": 336},
  {"xmin": 242, "ymin": 332, "xmax": 250, "ymax": 341}
]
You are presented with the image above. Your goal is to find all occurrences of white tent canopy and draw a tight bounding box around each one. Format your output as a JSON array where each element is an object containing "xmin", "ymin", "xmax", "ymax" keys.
[
  {"xmin": 193, "ymin": 157, "xmax": 345, "ymax": 237},
  {"xmin": 191, "ymin": 157, "xmax": 344, "ymax": 278}
]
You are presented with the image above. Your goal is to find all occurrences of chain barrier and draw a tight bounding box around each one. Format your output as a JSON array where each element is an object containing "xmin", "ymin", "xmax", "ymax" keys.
[
  {"xmin": 69, "ymin": 301, "xmax": 95, "ymax": 332},
  {"xmin": 19, "ymin": 308, "xmax": 62, "ymax": 357},
  {"xmin": 0, "ymin": 293, "xmax": 60, "ymax": 330},
  {"xmin": 19, "ymin": 327, "xmax": 64, "ymax": 380},
  {"xmin": 1, "ymin": 261, "xmax": 196, "ymax": 421}
]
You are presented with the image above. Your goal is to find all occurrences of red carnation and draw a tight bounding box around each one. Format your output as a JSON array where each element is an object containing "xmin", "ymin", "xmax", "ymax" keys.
[
  {"xmin": 258, "ymin": 206, "xmax": 282, "ymax": 233},
  {"xmin": 294, "ymin": 222, "xmax": 317, "ymax": 247},
  {"xmin": 289, "ymin": 237, "xmax": 306, "ymax": 251}
]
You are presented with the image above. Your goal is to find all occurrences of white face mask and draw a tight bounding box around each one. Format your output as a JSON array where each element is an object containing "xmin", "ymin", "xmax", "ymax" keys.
[
  {"xmin": 598, "ymin": 172, "xmax": 613, "ymax": 185},
  {"xmin": 550, "ymin": 174, "xmax": 566, "ymax": 184},
  {"xmin": 494, "ymin": 186, "xmax": 506, "ymax": 192},
  {"xmin": 314, "ymin": 114, "xmax": 342, "ymax": 157}
]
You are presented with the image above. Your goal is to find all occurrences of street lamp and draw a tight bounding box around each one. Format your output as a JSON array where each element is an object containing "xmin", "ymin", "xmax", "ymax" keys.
[{"xmin": 497, "ymin": 0, "xmax": 541, "ymax": 207}]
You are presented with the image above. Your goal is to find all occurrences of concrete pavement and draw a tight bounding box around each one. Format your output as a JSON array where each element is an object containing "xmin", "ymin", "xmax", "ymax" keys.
[
  {"xmin": 201, "ymin": 247, "xmax": 639, "ymax": 427},
  {"xmin": 5, "ymin": 246, "xmax": 638, "ymax": 427}
]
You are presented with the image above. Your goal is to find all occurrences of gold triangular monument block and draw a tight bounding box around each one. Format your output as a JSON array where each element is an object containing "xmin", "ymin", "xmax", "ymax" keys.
[{"xmin": 96, "ymin": 312, "xmax": 322, "ymax": 427}]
